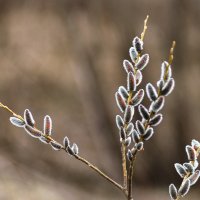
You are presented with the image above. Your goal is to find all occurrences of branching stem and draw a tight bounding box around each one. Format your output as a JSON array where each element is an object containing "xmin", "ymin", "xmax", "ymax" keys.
[{"xmin": 0, "ymin": 102, "xmax": 124, "ymax": 194}]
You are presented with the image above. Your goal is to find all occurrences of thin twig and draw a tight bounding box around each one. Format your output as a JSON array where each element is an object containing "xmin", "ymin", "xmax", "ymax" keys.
[
  {"xmin": 121, "ymin": 142, "xmax": 128, "ymax": 188},
  {"xmin": 127, "ymin": 157, "xmax": 136, "ymax": 200},
  {"xmin": 74, "ymin": 154, "xmax": 124, "ymax": 191},
  {"xmin": 140, "ymin": 15, "xmax": 149, "ymax": 42},
  {"xmin": 0, "ymin": 102, "xmax": 124, "ymax": 193}
]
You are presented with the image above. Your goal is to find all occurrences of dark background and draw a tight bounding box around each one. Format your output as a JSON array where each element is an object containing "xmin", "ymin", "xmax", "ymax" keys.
[{"xmin": 0, "ymin": 0, "xmax": 199, "ymax": 199}]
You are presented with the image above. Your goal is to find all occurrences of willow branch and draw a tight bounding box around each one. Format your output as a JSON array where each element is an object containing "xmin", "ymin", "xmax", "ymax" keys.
[{"xmin": 0, "ymin": 102, "xmax": 123, "ymax": 192}]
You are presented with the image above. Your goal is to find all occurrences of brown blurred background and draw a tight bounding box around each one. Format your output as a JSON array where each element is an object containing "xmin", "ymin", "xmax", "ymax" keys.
[{"xmin": 0, "ymin": 0, "xmax": 199, "ymax": 199}]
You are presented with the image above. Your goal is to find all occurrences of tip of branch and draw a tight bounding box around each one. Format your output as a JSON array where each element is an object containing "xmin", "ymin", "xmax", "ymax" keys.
[
  {"xmin": 168, "ymin": 41, "xmax": 176, "ymax": 65},
  {"xmin": 140, "ymin": 15, "xmax": 149, "ymax": 41}
]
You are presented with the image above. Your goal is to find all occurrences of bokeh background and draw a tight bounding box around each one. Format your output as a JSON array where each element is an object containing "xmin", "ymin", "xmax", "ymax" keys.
[{"xmin": 0, "ymin": 0, "xmax": 199, "ymax": 199}]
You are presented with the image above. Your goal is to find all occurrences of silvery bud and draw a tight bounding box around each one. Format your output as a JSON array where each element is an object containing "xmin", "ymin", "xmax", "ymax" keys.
[
  {"xmin": 127, "ymin": 72, "xmax": 136, "ymax": 92},
  {"xmin": 135, "ymin": 70, "xmax": 143, "ymax": 86},
  {"xmin": 126, "ymin": 123, "xmax": 134, "ymax": 136},
  {"xmin": 136, "ymin": 142, "xmax": 144, "ymax": 151},
  {"xmin": 119, "ymin": 86, "xmax": 129, "ymax": 100},
  {"xmin": 24, "ymin": 125, "xmax": 42, "ymax": 138},
  {"xmin": 123, "ymin": 60, "xmax": 134, "ymax": 74},
  {"xmin": 127, "ymin": 149, "xmax": 133, "ymax": 161},
  {"xmin": 135, "ymin": 54, "xmax": 149, "ymax": 71},
  {"xmin": 24, "ymin": 109, "xmax": 35, "ymax": 127},
  {"xmin": 132, "ymin": 129, "xmax": 140, "ymax": 143},
  {"xmin": 115, "ymin": 92, "xmax": 126, "ymax": 112},
  {"xmin": 129, "ymin": 47, "xmax": 138, "ymax": 63},
  {"xmin": 124, "ymin": 106, "xmax": 134, "ymax": 123},
  {"xmin": 146, "ymin": 83, "xmax": 158, "ymax": 101},
  {"xmin": 138, "ymin": 104, "xmax": 149, "ymax": 120},
  {"xmin": 160, "ymin": 61, "xmax": 172, "ymax": 81},
  {"xmin": 67, "ymin": 146, "xmax": 75, "ymax": 156},
  {"xmin": 149, "ymin": 114, "xmax": 163, "ymax": 126},
  {"xmin": 185, "ymin": 145, "xmax": 197, "ymax": 161},
  {"xmin": 136, "ymin": 120, "xmax": 145, "ymax": 135},
  {"xmin": 183, "ymin": 163, "xmax": 194, "ymax": 174},
  {"xmin": 169, "ymin": 184, "xmax": 178, "ymax": 200},
  {"xmin": 160, "ymin": 78, "xmax": 175, "ymax": 96},
  {"xmin": 119, "ymin": 127, "xmax": 126, "ymax": 140},
  {"xmin": 191, "ymin": 139, "xmax": 200, "ymax": 150},
  {"xmin": 131, "ymin": 147, "xmax": 137, "ymax": 156},
  {"xmin": 63, "ymin": 136, "xmax": 70, "ymax": 148},
  {"xmin": 188, "ymin": 170, "xmax": 200, "ymax": 186},
  {"xmin": 150, "ymin": 96, "xmax": 165, "ymax": 113},
  {"xmin": 116, "ymin": 115, "xmax": 124, "ymax": 129},
  {"xmin": 50, "ymin": 141, "xmax": 62, "ymax": 151},
  {"xmin": 44, "ymin": 115, "xmax": 52, "ymax": 136},
  {"xmin": 132, "ymin": 36, "xmax": 143, "ymax": 53},
  {"xmin": 130, "ymin": 89, "xmax": 144, "ymax": 107},
  {"xmin": 157, "ymin": 80, "xmax": 165, "ymax": 90},
  {"xmin": 143, "ymin": 127, "xmax": 154, "ymax": 141},
  {"xmin": 178, "ymin": 179, "xmax": 190, "ymax": 197},
  {"xmin": 174, "ymin": 163, "xmax": 187, "ymax": 178},
  {"xmin": 10, "ymin": 117, "xmax": 25, "ymax": 127},
  {"xmin": 71, "ymin": 143, "xmax": 79, "ymax": 155},
  {"xmin": 125, "ymin": 137, "xmax": 131, "ymax": 147}
]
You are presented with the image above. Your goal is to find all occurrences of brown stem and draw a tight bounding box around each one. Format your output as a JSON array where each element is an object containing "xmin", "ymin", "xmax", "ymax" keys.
[
  {"xmin": 0, "ymin": 102, "xmax": 124, "ymax": 193},
  {"xmin": 121, "ymin": 142, "xmax": 128, "ymax": 188},
  {"xmin": 127, "ymin": 157, "xmax": 136, "ymax": 200},
  {"xmin": 74, "ymin": 154, "xmax": 124, "ymax": 191}
]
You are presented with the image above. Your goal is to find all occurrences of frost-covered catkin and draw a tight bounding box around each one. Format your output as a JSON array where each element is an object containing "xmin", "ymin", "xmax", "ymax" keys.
[
  {"xmin": 188, "ymin": 170, "xmax": 200, "ymax": 186},
  {"xmin": 24, "ymin": 109, "xmax": 35, "ymax": 127},
  {"xmin": 135, "ymin": 54, "xmax": 149, "ymax": 71},
  {"xmin": 169, "ymin": 140, "xmax": 200, "ymax": 199},
  {"xmin": 136, "ymin": 120, "xmax": 145, "ymax": 135},
  {"xmin": 50, "ymin": 141, "xmax": 62, "ymax": 151},
  {"xmin": 130, "ymin": 89, "xmax": 144, "ymax": 106},
  {"xmin": 127, "ymin": 72, "xmax": 136, "ymax": 92},
  {"xmin": 123, "ymin": 60, "xmax": 134, "ymax": 74},
  {"xmin": 115, "ymin": 92, "xmax": 126, "ymax": 112},
  {"xmin": 169, "ymin": 184, "xmax": 178, "ymax": 200},
  {"xmin": 132, "ymin": 129, "xmax": 140, "ymax": 143},
  {"xmin": 44, "ymin": 115, "xmax": 52, "ymax": 136},
  {"xmin": 186, "ymin": 145, "xmax": 197, "ymax": 161},
  {"xmin": 178, "ymin": 179, "xmax": 190, "ymax": 197},
  {"xmin": 10, "ymin": 117, "xmax": 25, "ymax": 127},
  {"xmin": 174, "ymin": 163, "xmax": 187, "ymax": 178},
  {"xmin": 124, "ymin": 106, "xmax": 134, "ymax": 123},
  {"xmin": 146, "ymin": 83, "xmax": 158, "ymax": 101},
  {"xmin": 150, "ymin": 96, "xmax": 165, "ymax": 113},
  {"xmin": 138, "ymin": 105, "xmax": 149, "ymax": 120},
  {"xmin": 149, "ymin": 114, "xmax": 163, "ymax": 126},
  {"xmin": 116, "ymin": 115, "xmax": 124, "ymax": 129},
  {"xmin": 160, "ymin": 78, "xmax": 175, "ymax": 96},
  {"xmin": 24, "ymin": 125, "xmax": 42, "ymax": 138},
  {"xmin": 119, "ymin": 86, "xmax": 129, "ymax": 100},
  {"xmin": 129, "ymin": 47, "xmax": 138, "ymax": 63},
  {"xmin": 143, "ymin": 127, "xmax": 154, "ymax": 141}
]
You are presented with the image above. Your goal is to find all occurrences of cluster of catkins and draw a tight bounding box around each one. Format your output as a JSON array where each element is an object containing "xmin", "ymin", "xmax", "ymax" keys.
[
  {"xmin": 10, "ymin": 109, "xmax": 79, "ymax": 156},
  {"xmin": 115, "ymin": 36, "xmax": 175, "ymax": 161},
  {"xmin": 169, "ymin": 140, "xmax": 200, "ymax": 199}
]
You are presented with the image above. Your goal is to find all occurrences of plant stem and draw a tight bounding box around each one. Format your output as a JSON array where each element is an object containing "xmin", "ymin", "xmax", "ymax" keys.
[
  {"xmin": 74, "ymin": 154, "xmax": 124, "ymax": 192},
  {"xmin": 127, "ymin": 157, "xmax": 136, "ymax": 200},
  {"xmin": 121, "ymin": 142, "xmax": 128, "ymax": 188},
  {"xmin": 0, "ymin": 101, "xmax": 125, "ymax": 194}
]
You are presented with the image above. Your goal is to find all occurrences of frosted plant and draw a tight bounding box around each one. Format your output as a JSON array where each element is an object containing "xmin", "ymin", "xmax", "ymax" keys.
[
  {"xmin": 169, "ymin": 140, "xmax": 200, "ymax": 199},
  {"xmin": 0, "ymin": 16, "xmax": 179, "ymax": 200}
]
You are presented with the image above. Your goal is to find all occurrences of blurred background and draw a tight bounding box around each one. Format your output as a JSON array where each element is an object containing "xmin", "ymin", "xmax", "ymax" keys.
[{"xmin": 0, "ymin": 0, "xmax": 199, "ymax": 199}]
